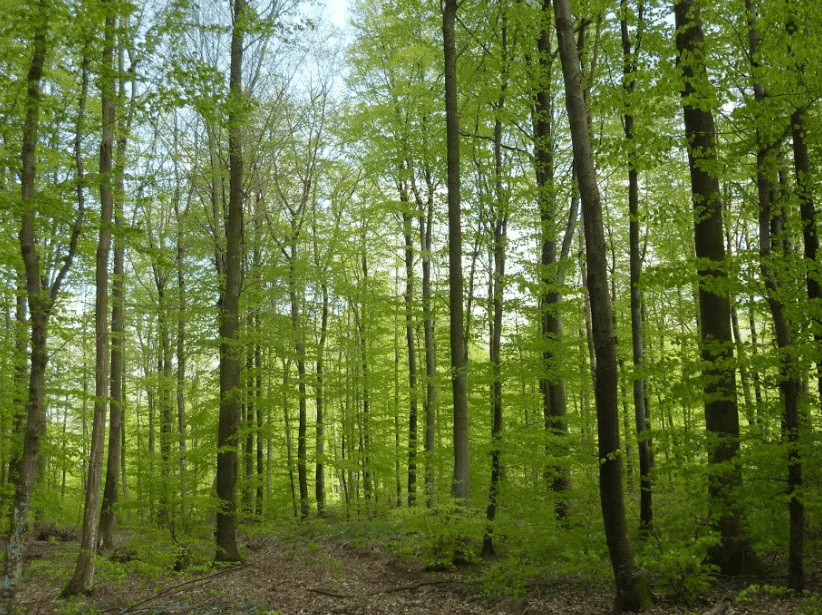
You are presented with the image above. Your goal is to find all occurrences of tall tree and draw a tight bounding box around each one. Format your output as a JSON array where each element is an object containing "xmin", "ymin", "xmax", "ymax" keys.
[
  {"xmin": 100, "ymin": 34, "xmax": 132, "ymax": 548},
  {"xmin": 442, "ymin": 0, "xmax": 469, "ymax": 506},
  {"xmin": 214, "ymin": 0, "xmax": 246, "ymax": 563},
  {"xmin": 61, "ymin": 0, "xmax": 116, "ymax": 595},
  {"xmin": 553, "ymin": 0, "xmax": 651, "ymax": 610},
  {"xmin": 0, "ymin": 0, "xmax": 82, "ymax": 608},
  {"xmin": 673, "ymin": 0, "xmax": 757, "ymax": 575},
  {"xmin": 746, "ymin": 0, "xmax": 803, "ymax": 590},
  {"xmin": 620, "ymin": 0, "xmax": 652, "ymax": 537},
  {"xmin": 533, "ymin": 0, "xmax": 575, "ymax": 518}
]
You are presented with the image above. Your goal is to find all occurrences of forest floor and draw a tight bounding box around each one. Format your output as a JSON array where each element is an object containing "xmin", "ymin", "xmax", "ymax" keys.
[{"xmin": 11, "ymin": 523, "xmax": 818, "ymax": 615}]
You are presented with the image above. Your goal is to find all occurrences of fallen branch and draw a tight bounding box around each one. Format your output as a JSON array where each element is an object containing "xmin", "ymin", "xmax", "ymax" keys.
[
  {"xmin": 118, "ymin": 561, "xmax": 255, "ymax": 614},
  {"xmin": 368, "ymin": 579, "xmax": 457, "ymax": 596}
]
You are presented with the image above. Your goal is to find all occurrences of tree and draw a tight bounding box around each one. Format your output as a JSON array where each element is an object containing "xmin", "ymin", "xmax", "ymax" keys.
[
  {"xmin": 533, "ymin": 0, "xmax": 575, "ymax": 519},
  {"xmin": 442, "ymin": 0, "xmax": 469, "ymax": 507},
  {"xmin": 620, "ymin": 0, "xmax": 653, "ymax": 537},
  {"xmin": 673, "ymin": 0, "xmax": 757, "ymax": 576},
  {"xmin": 214, "ymin": 0, "xmax": 246, "ymax": 563},
  {"xmin": 0, "ymin": 0, "xmax": 83, "ymax": 608},
  {"xmin": 552, "ymin": 0, "xmax": 651, "ymax": 610},
  {"xmin": 99, "ymin": 32, "xmax": 132, "ymax": 548},
  {"xmin": 746, "ymin": 0, "xmax": 803, "ymax": 590},
  {"xmin": 61, "ymin": 0, "xmax": 117, "ymax": 595}
]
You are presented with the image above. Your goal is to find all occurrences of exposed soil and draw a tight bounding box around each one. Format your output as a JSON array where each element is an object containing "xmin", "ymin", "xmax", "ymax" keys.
[{"xmin": 12, "ymin": 530, "xmax": 816, "ymax": 615}]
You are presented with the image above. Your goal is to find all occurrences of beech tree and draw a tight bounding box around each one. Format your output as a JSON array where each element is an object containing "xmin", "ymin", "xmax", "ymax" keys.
[
  {"xmin": 673, "ymin": 0, "xmax": 757, "ymax": 576},
  {"xmin": 442, "ymin": 0, "xmax": 469, "ymax": 508},
  {"xmin": 0, "ymin": 0, "xmax": 84, "ymax": 608},
  {"xmin": 553, "ymin": 0, "xmax": 651, "ymax": 610}
]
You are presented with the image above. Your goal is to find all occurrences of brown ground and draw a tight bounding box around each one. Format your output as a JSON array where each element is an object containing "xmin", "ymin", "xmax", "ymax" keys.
[{"xmin": 12, "ymin": 530, "xmax": 815, "ymax": 615}]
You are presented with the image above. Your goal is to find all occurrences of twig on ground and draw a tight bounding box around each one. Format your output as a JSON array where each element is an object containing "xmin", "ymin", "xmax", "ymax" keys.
[
  {"xmin": 118, "ymin": 562, "xmax": 255, "ymax": 614},
  {"xmin": 368, "ymin": 579, "xmax": 457, "ymax": 596}
]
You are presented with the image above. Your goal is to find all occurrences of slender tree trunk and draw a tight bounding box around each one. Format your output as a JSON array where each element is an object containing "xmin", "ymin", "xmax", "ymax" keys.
[
  {"xmin": 356, "ymin": 248, "xmax": 373, "ymax": 512},
  {"xmin": 282, "ymin": 359, "xmax": 298, "ymax": 520},
  {"xmin": 315, "ymin": 284, "xmax": 328, "ymax": 516},
  {"xmin": 62, "ymin": 3, "xmax": 116, "ymax": 595},
  {"xmin": 421, "ymin": 203, "xmax": 437, "ymax": 505},
  {"xmin": 155, "ymin": 280, "xmax": 173, "ymax": 529},
  {"xmin": 621, "ymin": 0, "xmax": 653, "ymax": 538},
  {"xmin": 783, "ymin": 8, "xmax": 822, "ymax": 407},
  {"xmin": 673, "ymin": 0, "xmax": 756, "ymax": 575},
  {"xmin": 99, "ymin": 54, "xmax": 128, "ymax": 547},
  {"xmin": 553, "ymin": 0, "xmax": 651, "ymax": 610},
  {"xmin": 174, "ymin": 124, "xmax": 189, "ymax": 515},
  {"xmin": 289, "ymin": 249, "xmax": 310, "ymax": 520},
  {"xmin": 533, "ymin": 0, "xmax": 573, "ymax": 518},
  {"xmin": 755, "ymin": 159, "xmax": 804, "ymax": 590},
  {"xmin": 482, "ymin": 21, "xmax": 509, "ymax": 553},
  {"xmin": 442, "ymin": 0, "xmax": 469, "ymax": 506},
  {"xmin": 254, "ymin": 327, "xmax": 263, "ymax": 516},
  {"xmin": 402, "ymin": 210, "xmax": 419, "ymax": 506},
  {"xmin": 214, "ymin": 0, "xmax": 245, "ymax": 563}
]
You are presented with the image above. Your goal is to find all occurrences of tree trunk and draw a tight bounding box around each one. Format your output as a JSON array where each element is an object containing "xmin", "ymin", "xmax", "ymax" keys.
[
  {"xmin": 214, "ymin": 0, "xmax": 245, "ymax": 563},
  {"xmin": 99, "ymin": 54, "xmax": 128, "ymax": 547},
  {"xmin": 621, "ymin": 0, "xmax": 653, "ymax": 538},
  {"xmin": 402, "ymin": 210, "xmax": 419, "ymax": 506},
  {"xmin": 315, "ymin": 283, "xmax": 328, "ymax": 516},
  {"xmin": 553, "ymin": 0, "xmax": 651, "ymax": 611},
  {"xmin": 62, "ymin": 3, "xmax": 115, "ymax": 596},
  {"xmin": 747, "ymin": 2, "xmax": 803, "ymax": 590},
  {"xmin": 674, "ymin": 0, "xmax": 757, "ymax": 576},
  {"xmin": 421, "ymin": 200, "xmax": 437, "ymax": 506},
  {"xmin": 0, "ymin": 11, "xmax": 51, "ymax": 608},
  {"xmin": 174, "ymin": 122, "xmax": 189, "ymax": 516},
  {"xmin": 442, "ymin": 0, "xmax": 469, "ymax": 506},
  {"xmin": 289, "ymin": 248, "xmax": 310, "ymax": 520},
  {"xmin": 356, "ymin": 248, "xmax": 373, "ymax": 512},
  {"xmin": 482, "ymin": 19, "xmax": 509, "ymax": 553},
  {"xmin": 534, "ymin": 0, "xmax": 573, "ymax": 518}
]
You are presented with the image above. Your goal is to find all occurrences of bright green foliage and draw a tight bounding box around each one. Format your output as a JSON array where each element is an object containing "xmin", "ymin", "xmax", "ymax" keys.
[{"xmin": 0, "ymin": 0, "xmax": 821, "ymax": 609}]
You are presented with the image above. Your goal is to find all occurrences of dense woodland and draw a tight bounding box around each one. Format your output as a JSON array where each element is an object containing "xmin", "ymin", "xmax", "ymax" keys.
[{"xmin": 1, "ymin": 0, "xmax": 821, "ymax": 612}]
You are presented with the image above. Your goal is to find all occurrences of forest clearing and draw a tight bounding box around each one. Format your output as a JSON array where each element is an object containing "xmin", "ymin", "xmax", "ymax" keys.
[{"xmin": 3, "ymin": 0, "xmax": 822, "ymax": 612}]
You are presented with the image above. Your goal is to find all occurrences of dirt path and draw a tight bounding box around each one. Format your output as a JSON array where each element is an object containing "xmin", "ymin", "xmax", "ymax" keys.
[{"xmin": 12, "ymin": 532, "xmax": 813, "ymax": 614}]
